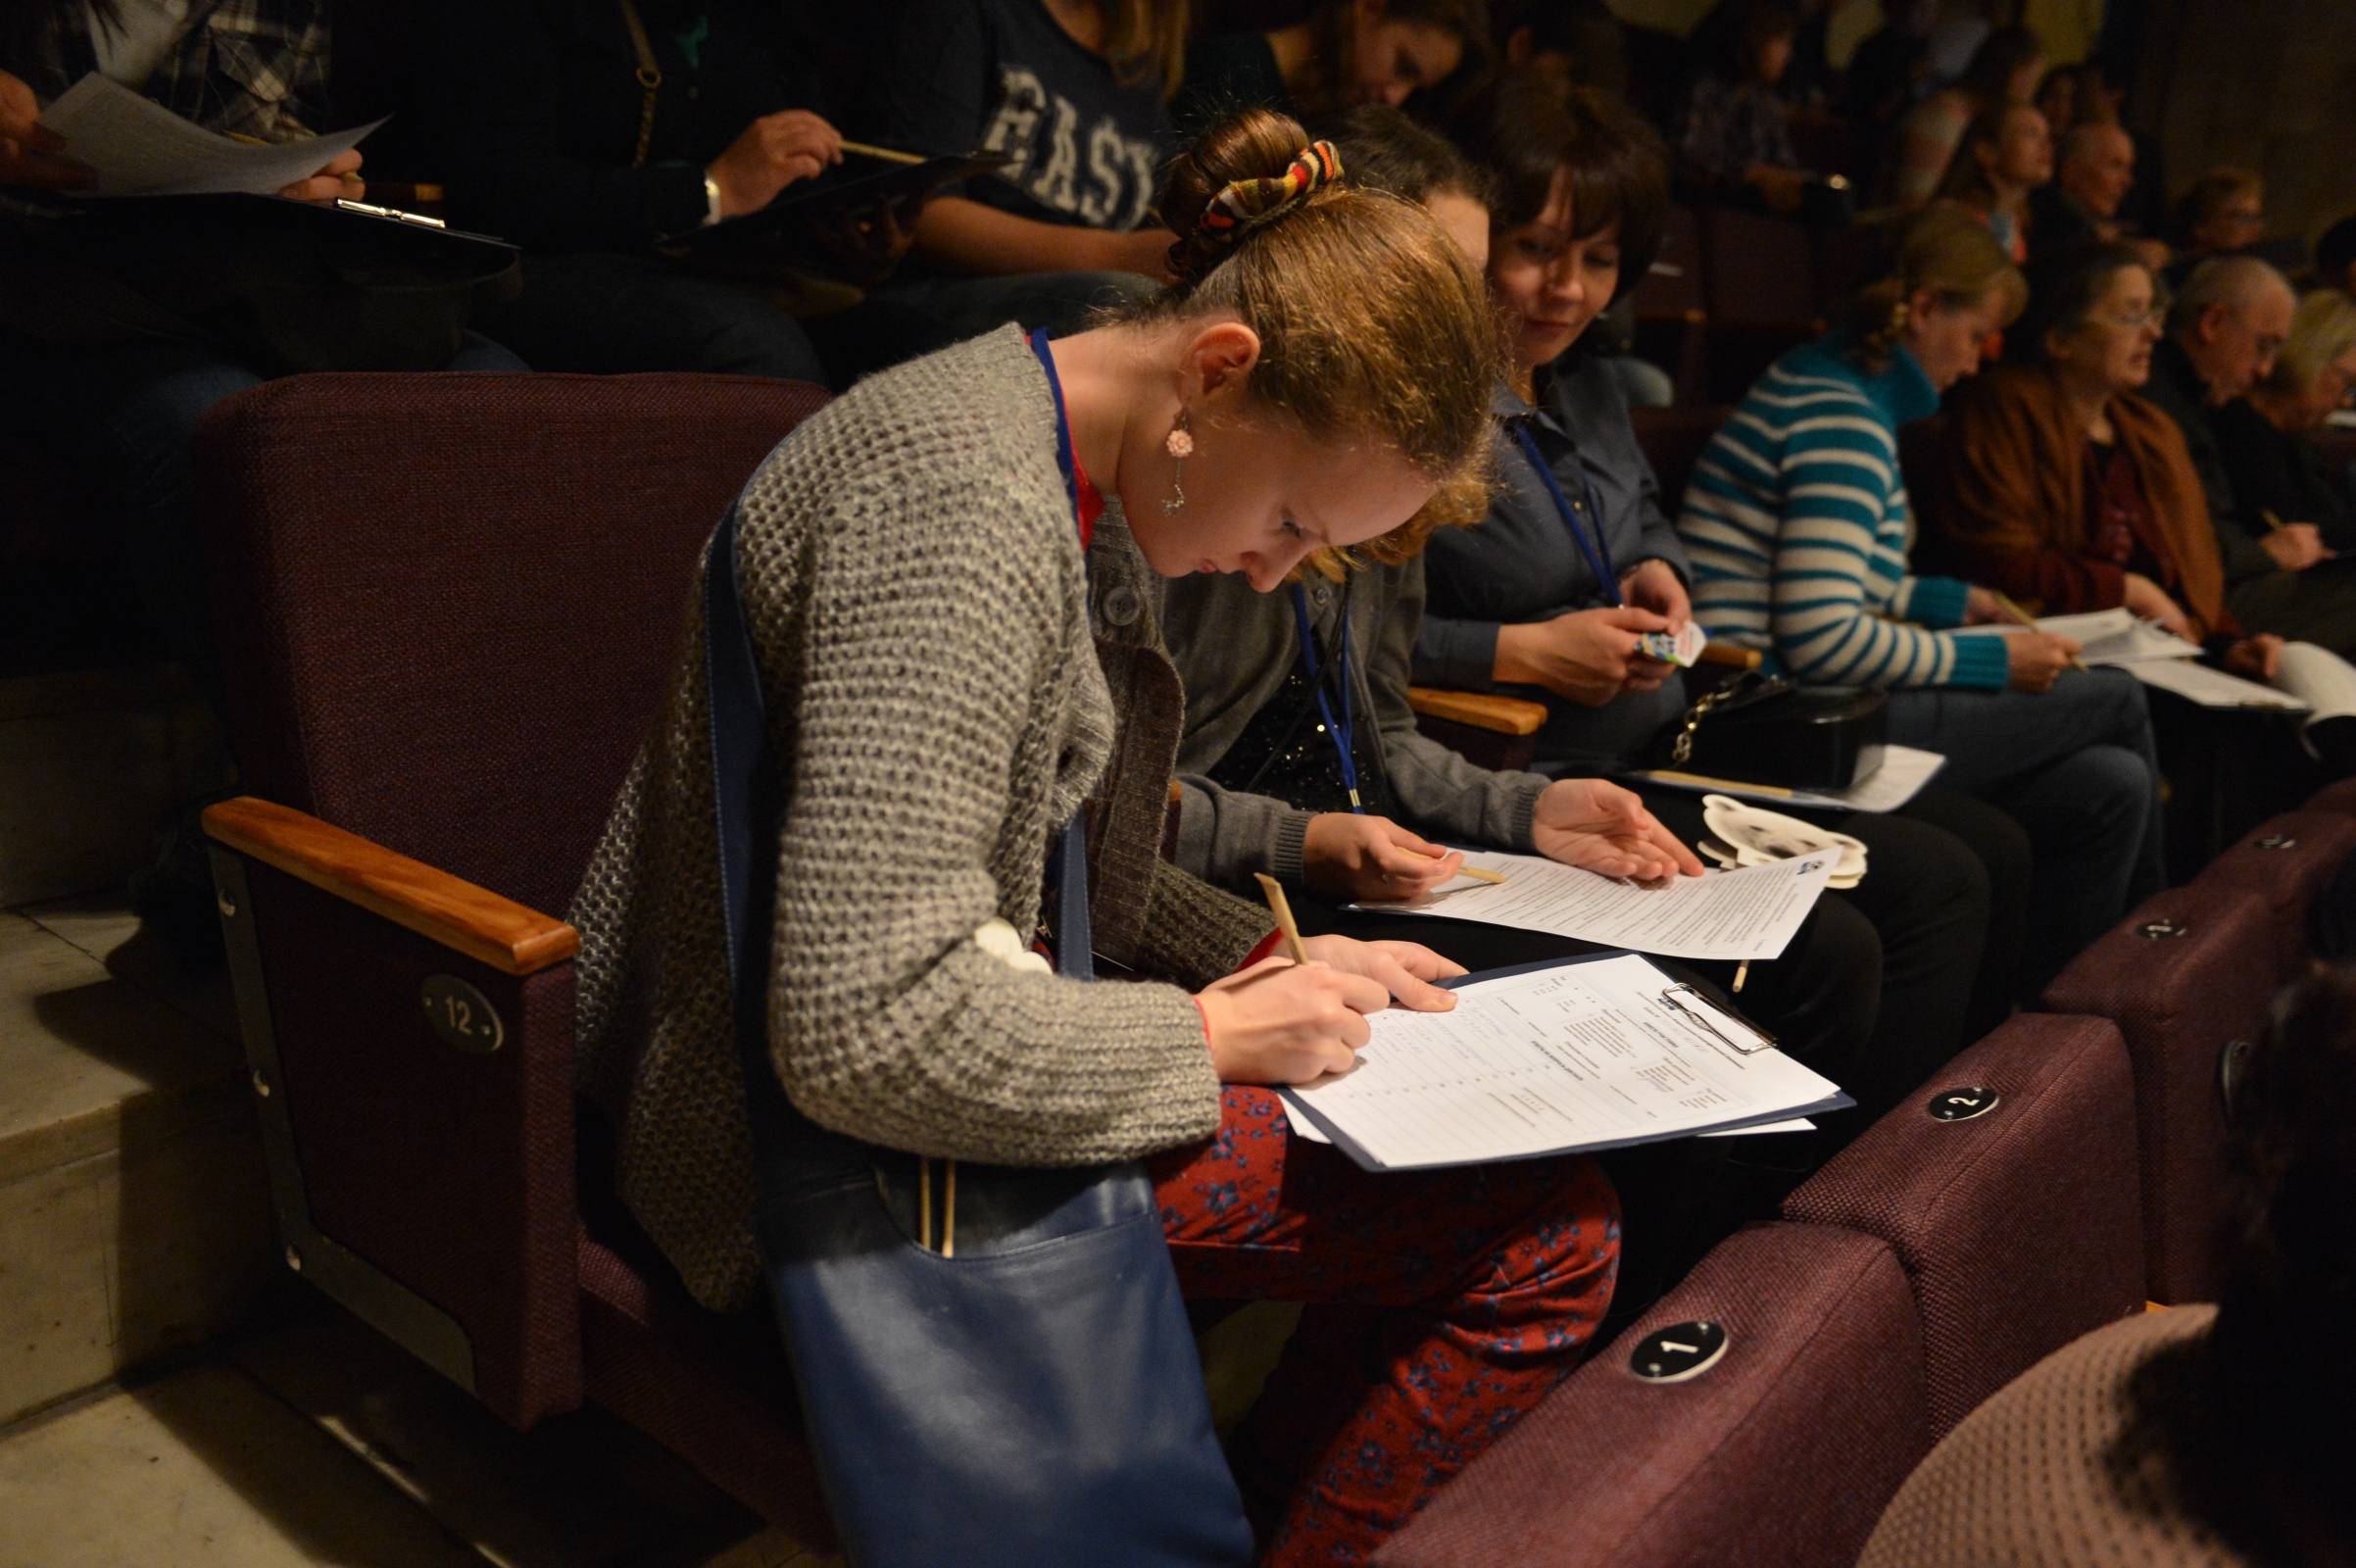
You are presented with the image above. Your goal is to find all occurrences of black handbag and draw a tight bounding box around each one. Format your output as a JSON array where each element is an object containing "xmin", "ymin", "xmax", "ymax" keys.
[
  {"xmin": 1655, "ymin": 668, "xmax": 1888, "ymax": 790},
  {"xmin": 703, "ymin": 503, "xmax": 1253, "ymax": 1567}
]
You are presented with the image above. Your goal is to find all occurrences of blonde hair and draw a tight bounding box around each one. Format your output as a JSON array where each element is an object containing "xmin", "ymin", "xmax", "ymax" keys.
[
  {"xmin": 2270, "ymin": 289, "xmax": 2356, "ymax": 396},
  {"xmin": 1850, "ymin": 207, "xmax": 2028, "ymax": 369},
  {"xmin": 1119, "ymin": 108, "xmax": 1503, "ymax": 570}
]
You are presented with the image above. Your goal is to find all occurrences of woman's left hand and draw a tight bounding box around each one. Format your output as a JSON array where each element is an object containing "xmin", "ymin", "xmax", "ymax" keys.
[
  {"xmin": 1621, "ymin": 559, "xmax": 1693, "ymax": 626},
  {"xmin": 1297, "ymin": 935, "xmax": 1464, "ymax": 1011},
  {"xmin": 1531, "ymin": 778, "xmax": 1704, "ymax": 884},
  {"xmin": 2225, "ymin": 633, "xmax": 2284, "ymax": 682},
  {"xmin": 1962, "ymin": 586, "xmax": 2022, "ymax": 625},
  {"xmin": 278, "ymin": 147, "xmax": 362, "ymax": 203}
]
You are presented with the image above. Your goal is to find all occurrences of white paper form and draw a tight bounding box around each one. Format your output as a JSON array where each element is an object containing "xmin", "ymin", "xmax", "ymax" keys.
[
  {"xmin": 1632, "ymin": 744, "xmax": 1946, "ymax": 814},
  {"xmin": 1352, "ymin": 848, "xmax": 1837, "ymax": 960},
  {"xmin": 1954, "ymin": 608, "xmax": 2198, "ymax": 664},
  {"xmin": 1282, "ymin": 954, "xmax": 1848, "ymax": 1170},
  {"xmin": 42, "ymin": 74, "xmax": 382, "ymax": 197},
  {"xmin": 2129, "ymin": 659, "xmax": 2309, "ymax": 711}
]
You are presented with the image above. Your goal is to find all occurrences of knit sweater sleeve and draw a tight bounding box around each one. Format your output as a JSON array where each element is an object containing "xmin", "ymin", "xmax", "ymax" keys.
[{"xmin": 747, "ymin": 412, "xmax": 1219, "ymax": 1167}]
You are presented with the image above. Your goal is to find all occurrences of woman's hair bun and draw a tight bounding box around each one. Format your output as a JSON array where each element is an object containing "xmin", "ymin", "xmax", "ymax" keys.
[{"xmin": 1158, "ymin": 108, "xmax": 1339, "ymax": 285}]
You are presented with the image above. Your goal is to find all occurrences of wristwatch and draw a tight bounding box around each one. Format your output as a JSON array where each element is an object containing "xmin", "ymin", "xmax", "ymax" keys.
[{"xmin": 704, "ymin": 172, "xmax": 723, "ymax": 227}]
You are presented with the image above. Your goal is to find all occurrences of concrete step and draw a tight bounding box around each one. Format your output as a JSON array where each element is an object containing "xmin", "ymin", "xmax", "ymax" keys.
[
  {"xmin": 0, "ymin": 896, "xmax": 270, "ymax": 1426},
  {"xmin": 0, "ymin": 1299, "xmax": 834, "ymax": 1567}
]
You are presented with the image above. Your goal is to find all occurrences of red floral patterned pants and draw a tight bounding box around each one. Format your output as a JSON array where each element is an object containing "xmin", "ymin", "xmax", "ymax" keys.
[{"xmin": 1150, "ymin": 1086, "xmax": 1620, "ymax": 1565}]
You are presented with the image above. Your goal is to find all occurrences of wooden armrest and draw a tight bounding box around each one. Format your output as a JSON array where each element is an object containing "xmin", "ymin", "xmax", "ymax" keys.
[
  {"xmin": 202, "ymin": 796, "xmax": 578, "ymax": 976},
  {"xmin": 1407, "ymin": 688, "xmax": 1549, "ymax": 737},
  {"xmin": 1697, "ymin": 640, "xmax": 1764, "ymax": 670}
]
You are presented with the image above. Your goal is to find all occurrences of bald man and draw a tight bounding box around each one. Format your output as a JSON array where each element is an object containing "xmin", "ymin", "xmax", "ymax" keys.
[
  {"xmin": 2144, "ymin": 255, "xmax": 2356, "ymax": 653},
  {"xmin": 2028, "ymin": 123, "xmax": 2136, "ymax": 262}
]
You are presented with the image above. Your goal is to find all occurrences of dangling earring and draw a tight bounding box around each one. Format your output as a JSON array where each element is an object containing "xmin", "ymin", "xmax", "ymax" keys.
[{"xmin": 1163, "ymin": 411, "xmax": 1194, "ymax": 515}]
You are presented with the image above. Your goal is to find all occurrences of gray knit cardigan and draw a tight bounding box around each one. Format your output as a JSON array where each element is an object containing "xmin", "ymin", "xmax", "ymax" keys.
[{"xmin": 570, "ymin": 326, "xmax": 1273, "ymax": 1312}]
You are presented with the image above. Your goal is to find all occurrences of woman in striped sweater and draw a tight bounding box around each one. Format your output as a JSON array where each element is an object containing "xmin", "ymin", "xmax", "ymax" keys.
[{"xmin": 1678, "ymin": 209, "xmax": 2165, "ymax": 990}]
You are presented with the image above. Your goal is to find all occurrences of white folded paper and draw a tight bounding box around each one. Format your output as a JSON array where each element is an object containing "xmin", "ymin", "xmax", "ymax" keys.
[{"xmin": 42, "ymin": 74, "xmax": 382, "ymax": 197}]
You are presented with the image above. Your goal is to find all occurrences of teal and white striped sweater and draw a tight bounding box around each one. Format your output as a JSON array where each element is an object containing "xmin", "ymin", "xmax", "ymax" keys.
[{"xmin": 1676, "ymin": 337, "xmax": 2008, "ymax": 691}]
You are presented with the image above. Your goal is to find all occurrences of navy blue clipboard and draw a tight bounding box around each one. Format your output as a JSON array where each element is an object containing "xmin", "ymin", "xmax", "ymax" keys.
[{"xmin": 1277, "ymin": 950, "xmax": 1854, "ymax": 1172}]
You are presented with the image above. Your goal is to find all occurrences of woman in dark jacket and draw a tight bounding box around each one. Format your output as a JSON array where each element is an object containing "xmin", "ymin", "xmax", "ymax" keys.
[{"xmin": 1423, "ymin": 72, "xmax": 2033, "ymax": 1116}]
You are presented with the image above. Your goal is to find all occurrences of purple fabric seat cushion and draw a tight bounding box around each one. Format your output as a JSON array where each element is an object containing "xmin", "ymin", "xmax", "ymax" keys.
[{"xmin": 2190, "ymin": 809, "xmax": 2356, "ymax": 974}]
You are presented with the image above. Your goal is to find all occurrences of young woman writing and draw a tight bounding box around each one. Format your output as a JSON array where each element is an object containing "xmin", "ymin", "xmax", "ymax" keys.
[
  {"xmin": 1678, "ymin": 210, "xmax": 2164, "ymax": 993},
  {"xmin": 572, "ymin": 109, "xmax": 1619, "ymax": 1564}
]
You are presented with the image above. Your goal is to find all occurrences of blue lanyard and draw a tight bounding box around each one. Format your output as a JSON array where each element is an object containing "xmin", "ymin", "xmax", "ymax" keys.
[
  {"xmin": 1026, "ymin": 327, "xmax": 1095, "ymax": 978},
  {"xmin": 1289, "ymin": 582, "xmax": 1362, "ymax": 812},
  {"xmin": 1028, "ymin": 328, "xmax": 1081, "ymax": 518},
  {"xmin": 1513, "ymin": 422, "xmax": 1621, "ymax": 608}
]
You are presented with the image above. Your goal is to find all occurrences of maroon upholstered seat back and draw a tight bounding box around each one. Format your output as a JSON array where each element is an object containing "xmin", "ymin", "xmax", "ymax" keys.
[
  {"xmin": 2042, "ymin": 884, "xmax": 2280, "ymax": 1303},
  {"xmin": 197, "ymin": 372, "xmax": 829, "ymax": 914},
  {"xmin": 1629, "ymin": 405, "xmax": 1733, "ymax": 516},
  {"xmin": 1377, "ymin": 1224, "xmax": 1931, "ymax": 1568},
  {"xmin": 2190, "ymin": 809, "xmax": 2356, "ymax": 976},
  {"xmin": 1783, "ymin": 1014, "xmax": 2146, "ymax": 1438}
]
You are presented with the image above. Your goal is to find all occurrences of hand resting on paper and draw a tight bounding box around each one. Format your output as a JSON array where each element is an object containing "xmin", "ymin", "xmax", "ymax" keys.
[
  {"xmin": 2259, "ymin": 521, "xmax": 2334, "ymax": 572},
  {"xmin": 1196, "ymin": 939, "xmax": 1463, "ymax": 1085},
  {"xmin": 1302, "ymin": 813, "xmax": 1464, "ymax": 901},
  {"xmin": 0, "ymin": 69, "xmax": 94, "ymax": 191},
  {"xmin": 2005, "ymin": 631, "xmax": 2081, "ymax": 694},
  {"xmin": 2224, "ymin": 633, "xmax": 2285, "ymax": 682},
  {"xmin": 1531, "ymin": 779, "xmax": 1704, "ymax": 884},
  {"xmin": 2121, "ymin": 572, "xmax": 2199, "ymax": 645}
]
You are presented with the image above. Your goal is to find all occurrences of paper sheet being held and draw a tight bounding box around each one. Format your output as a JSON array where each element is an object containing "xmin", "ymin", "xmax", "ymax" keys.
[
  {"xmin": 1281, "ymin": 953, "xmax": 1849, "ymax": 1170},
  {"xmin": 1352, "ymin": 847, "xmax": 1837, "ymax": 960},
  {"xmin": 41, "ymin": 74, "xmax": 381, "ymax": 197}
]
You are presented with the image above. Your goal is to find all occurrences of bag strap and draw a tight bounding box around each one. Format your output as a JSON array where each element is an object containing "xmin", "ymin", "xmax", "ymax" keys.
[{"xmin": 615, "ymin": 0, "xmax": 663, "ymax": 168}]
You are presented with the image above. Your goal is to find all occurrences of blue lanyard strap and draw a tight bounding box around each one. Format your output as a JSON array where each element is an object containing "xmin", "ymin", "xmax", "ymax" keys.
[
  {"xmin": 1025, "ymin": 326, "xmax": 1093, "ymax": 980},
  {"xmin": 1289, "ymin": 583, "xmax": 1362, "ymax": 812},
  {"xmin": 1028, "ymin": 327, "xmax": 1081, "ymax": 516},
  {"xmin": 1513, "ymin": 421, "xmax": 1621, "ymax": 608}
]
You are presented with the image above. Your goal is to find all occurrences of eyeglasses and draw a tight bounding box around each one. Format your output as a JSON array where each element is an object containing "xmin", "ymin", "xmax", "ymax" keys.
[
  {"xmin": 1658, "ymin": 985, "xmax": 1778, "ymax": 1055},
  {"xmin": 2095, "ymin": 298, "xmax": 2169, "ymax": 331}
]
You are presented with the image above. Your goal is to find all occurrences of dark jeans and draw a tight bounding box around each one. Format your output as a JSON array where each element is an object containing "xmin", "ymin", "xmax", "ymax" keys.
[
  {"xmin": 1885, "ymin": 668, "xmax": 2166, "ymax": 995},
  {"xmin": 2, "ymin": 326, "xmax": 525, "ymax": 728}
]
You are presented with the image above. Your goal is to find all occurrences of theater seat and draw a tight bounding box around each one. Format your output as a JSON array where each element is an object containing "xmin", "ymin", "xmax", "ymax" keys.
[
  {"xmin": 1782, "ymin": 1014, "xmax": 2145, "ymax": 1438},
  {"xmin": 2194, "ymin": 809, "xmax": 2356, "ymax": 974},
  {"xmin": 193, "ymin": 371, "xmax": 838, "ymax": 1549},
  {"xmin": 1376, "ymin": 1223, "xmax": 1931, "ymax": 1568},
  {"xmin": 2042, "ymin": 885, "xmax": 2279, "ymax": 1305}
]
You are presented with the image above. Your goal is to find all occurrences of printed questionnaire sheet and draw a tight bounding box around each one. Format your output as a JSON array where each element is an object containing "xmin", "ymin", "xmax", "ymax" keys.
[
  {"xmin": 1352, "ymin": 848, "xmax": 1838, "ymax": 960},
  {"xmin": 1282, "ymin": 953, "xmax": 1849, "ymax": 1170}
]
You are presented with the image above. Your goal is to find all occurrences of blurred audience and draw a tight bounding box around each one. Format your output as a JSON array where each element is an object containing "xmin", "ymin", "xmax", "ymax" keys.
[
  {"xmin": 1839, "ymin": 0, "xmax": 1937, "ymax": 142},
  {"xmin": 1935, "ymin": 101, "xmax": 2053, "ymax": 264},
  {"xmin": 2312, "ymin": 215, "xmax": 2356, "ymax": 299},
  {"xmin": 2030, "ymin": 122, "xmax": 2139, "ymax": 262},
  {"xmin": 1937, "ymin": 245, "xmax": 2280, "ymax": 679},
  {"xmin": 1858, "ymin": 963, "xmax": 2356, "ymax": 1568},
  {"xmin": 861, "ymin": 0, "xmax": 1184, "ymax": 338},
  {"xmin": 1494, "ymin": 0, "xmax": 1629, "ymax": 96},
  {"xmin": 1175, "ymin": 0, "xmax": 1487, "ymax": 136},
  {"xmin": 1680, "ymin": 209, "xmax": 2157, "ymax": 993},
  {"xmin": 1882, "ymin": 24, "xmax": 2043, "ymax": 212},
  {"xmin": 2213, "ymin": 289, "xmax": 2356, "ymax": 557},
  {"xmin": 2166, "ymin": 167, "xmax": 2267, "ymax": 287},
  {"xmin": 1672, "ymin": 0, "xmax": 1812, "ymax": 218},
  {"xmin": 2144, "ymin": 255, "xmax": 2356, "ymax": 657}
]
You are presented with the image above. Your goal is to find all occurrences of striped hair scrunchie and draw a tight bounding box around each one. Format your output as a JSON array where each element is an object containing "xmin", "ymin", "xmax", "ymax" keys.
[{"xmin": 1199, "ymin": 140, "xmax": 1345, "ymax": 247}]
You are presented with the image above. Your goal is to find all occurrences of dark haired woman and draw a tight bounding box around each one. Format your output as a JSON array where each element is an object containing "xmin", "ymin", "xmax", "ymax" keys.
[
  {"xmin": 1173, "ymin": 0, "xmax": 1487, "ymax": 137},
  {"xmin": 573, "ymin": 110, "xmax": 1615, "ymax": 1564},
  {"xmin": 862, "ymin": 0, "xmax": 1186, "ymax": 339},
  {"xmin": 0, "ymin": 5, "xmax": 524, "ymax": 964},
  {"xmin": 1680, "ymin": 210, "xmax": 2163, "ymax": 993},
  {"xmin": 1424, "ymin": 73, "xmax": 2029, "ymax": 1120}
]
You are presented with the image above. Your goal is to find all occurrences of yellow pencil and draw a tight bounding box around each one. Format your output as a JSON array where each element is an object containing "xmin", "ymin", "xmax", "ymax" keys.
[
  {"xmin": 839, "ymin": 139, "xmax": 926, "ymax": 166},
  {"xmin": 2262, "ymin": 508, "xmax": 2287, "ymax": 532},
  {"xmin": 1456, "ymin": 866, "xmax": 1508, "ymax": 885},
  {"xmin": 1252, "ymin": 874, "xmax": 1312, "ymax": 965},
  {"xmin": 1989, "ymin": 589, "xmax": 2087, "ymax": 671}
]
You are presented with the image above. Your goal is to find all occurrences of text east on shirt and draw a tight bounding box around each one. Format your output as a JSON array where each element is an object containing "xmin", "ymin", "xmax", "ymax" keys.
[{"xmin": 875, "ymin": 0, "xmax": 1174, "ymax": 233}]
